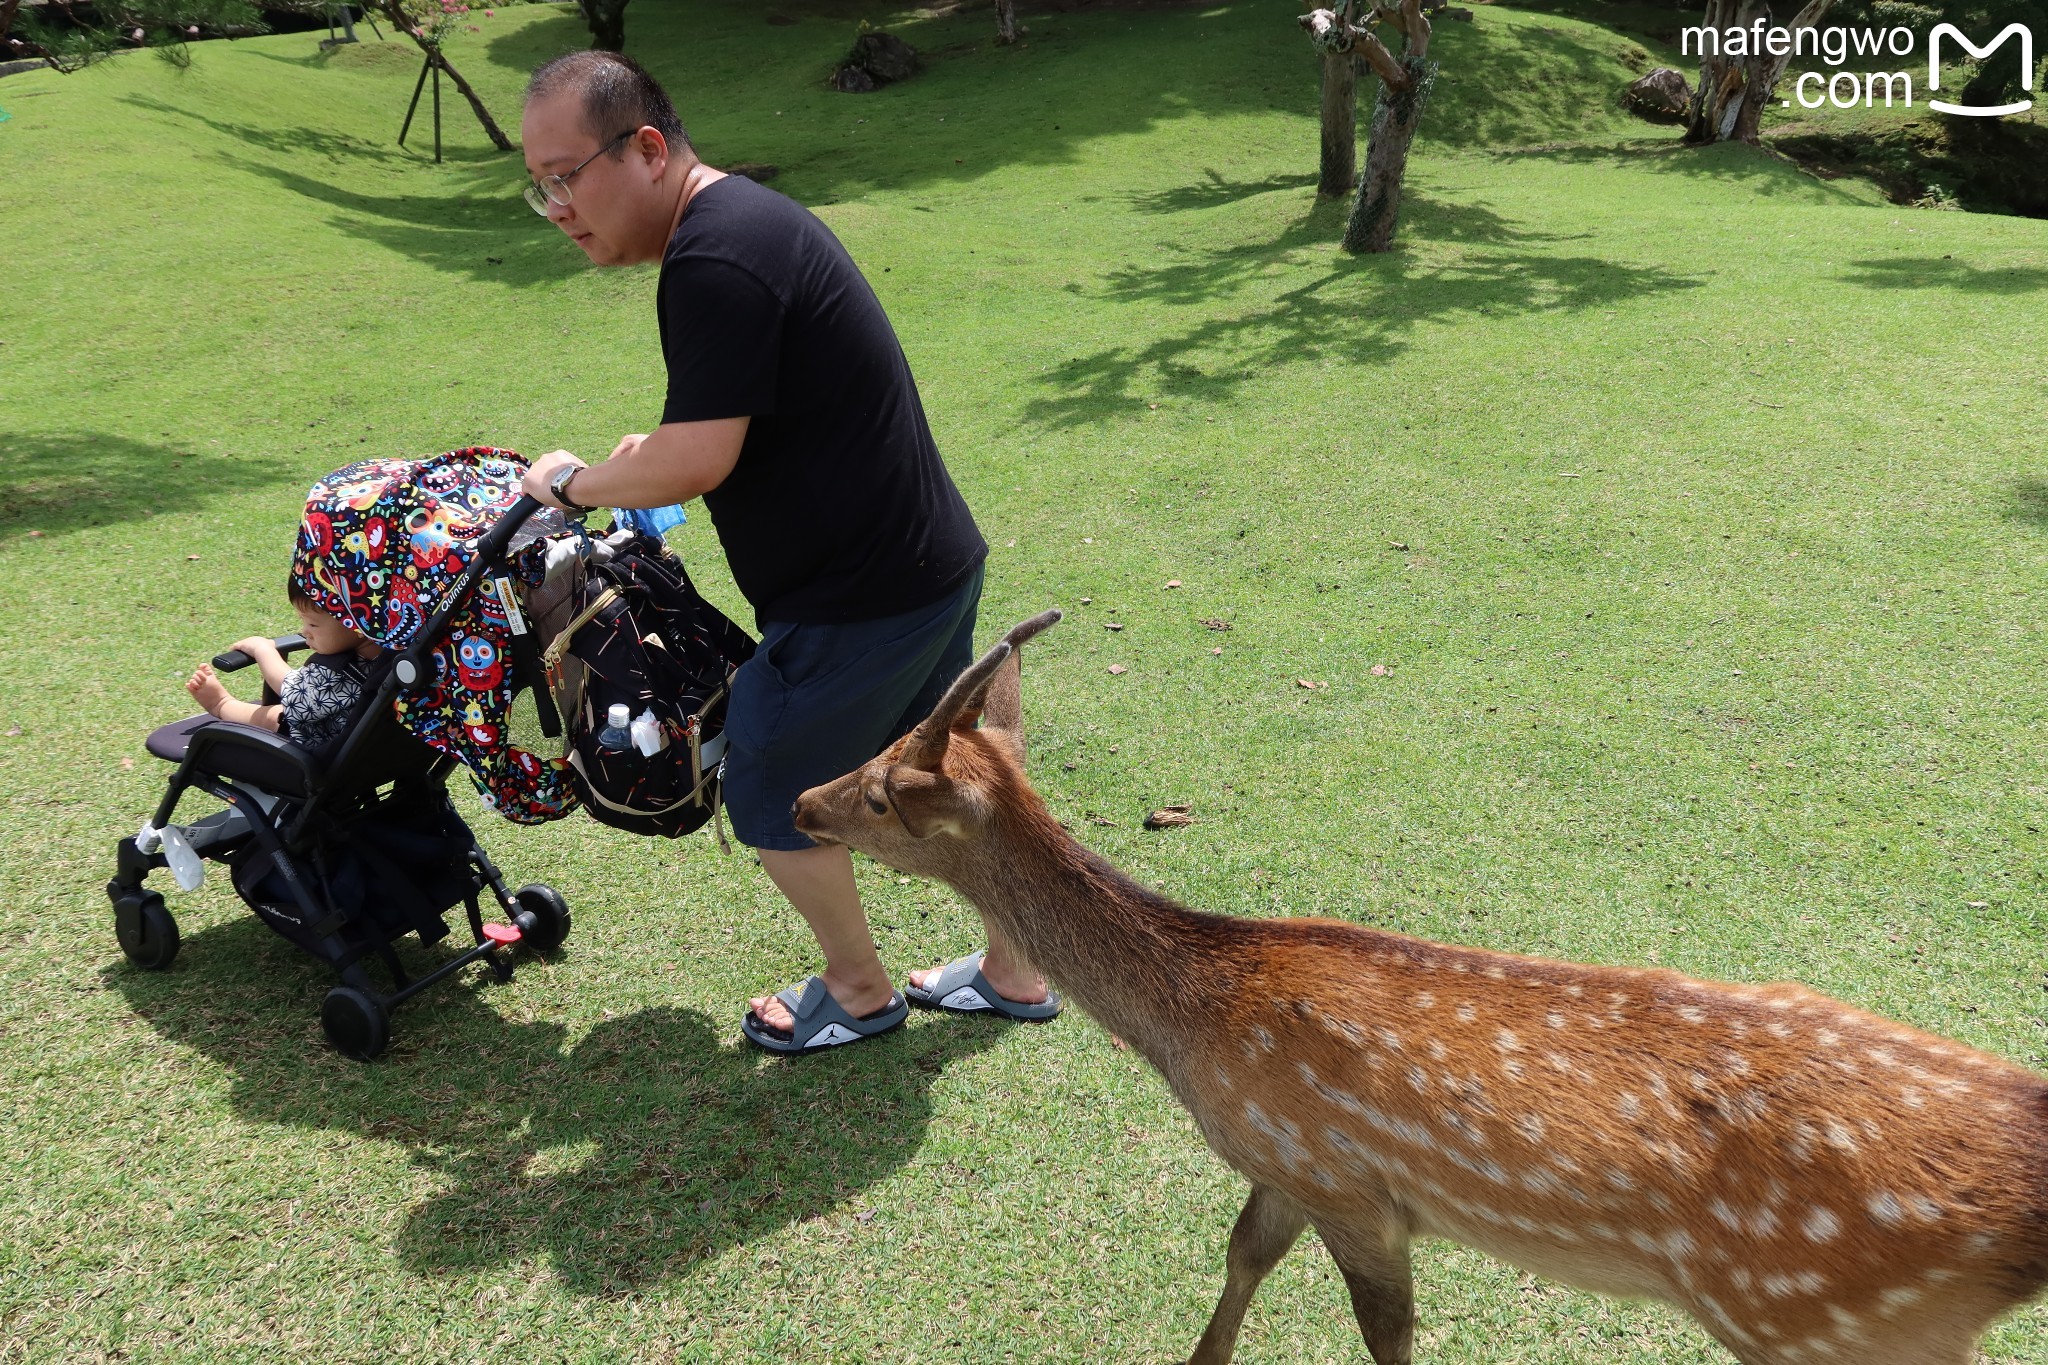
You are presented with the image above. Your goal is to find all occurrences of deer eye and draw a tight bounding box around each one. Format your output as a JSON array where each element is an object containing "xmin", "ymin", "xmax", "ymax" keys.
[{"xmin": 866, "ymin": 794, "xmax": 889, "ymax": 815}]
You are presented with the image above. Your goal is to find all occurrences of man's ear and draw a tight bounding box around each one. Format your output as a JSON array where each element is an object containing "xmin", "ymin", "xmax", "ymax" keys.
[
  {"xmin": 883, "ymin": 765, "xmax": 972, "ymax": 840},
  {"xmin": 632, "ymin": 125, "xmax": 670, "ymax": 174}
]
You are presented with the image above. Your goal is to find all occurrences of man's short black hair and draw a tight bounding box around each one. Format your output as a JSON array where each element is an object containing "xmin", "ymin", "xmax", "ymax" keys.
[{"xmin": 525, "ymin": 50, "xmax": 690, "ymax": 155}]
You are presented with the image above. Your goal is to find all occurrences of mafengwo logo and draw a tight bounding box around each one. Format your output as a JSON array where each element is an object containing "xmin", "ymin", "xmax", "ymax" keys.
[
  {"xmin": 1928, "ymin": 23, "xmax": 2035, "ymax": 115},
  {"xmin": 1680, "ymin": 21, "xmax": 2036, "ymax": 116}
]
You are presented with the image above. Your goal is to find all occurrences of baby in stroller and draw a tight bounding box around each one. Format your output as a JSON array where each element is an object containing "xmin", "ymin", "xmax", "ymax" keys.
[
  {"xmin": 111, "ymin": 449, "xmax": 579, "ymax": 1061},
  {"xmin": 183, "ymin": 579, "xmax": 382, "ymax": 750}
]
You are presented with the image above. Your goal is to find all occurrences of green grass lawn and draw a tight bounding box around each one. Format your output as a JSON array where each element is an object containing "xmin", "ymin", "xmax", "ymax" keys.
[{"xmin": 3, "ymin": 1, "xmax": 2046, "ymax": 1359}]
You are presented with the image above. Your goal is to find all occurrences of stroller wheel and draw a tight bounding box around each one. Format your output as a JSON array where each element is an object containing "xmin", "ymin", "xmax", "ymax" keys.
[
  {"xmin": 114, "ymin": 891, "xmax": 181, "ymax": 971},
  {"xmin": 321, "ymin": 986, "xmax": 390, "ymax": 1061},
  {"xmin": 512, "ymin": 883, "xmax": 572, "ymax": 954}
]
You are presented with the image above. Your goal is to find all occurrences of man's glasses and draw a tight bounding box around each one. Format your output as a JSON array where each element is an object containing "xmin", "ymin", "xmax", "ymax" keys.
[{"xmin": 523, "ymin": 129, "xmax": 636, "ymax": 216}]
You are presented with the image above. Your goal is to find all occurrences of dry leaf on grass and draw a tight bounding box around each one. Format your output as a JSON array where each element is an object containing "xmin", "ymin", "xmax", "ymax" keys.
[
  {"xmin": 1164, "ymin": 579, "xmax": 1182, "ymax": 589},
  {"xmin": 1200, "ymin": 618, "xmax": 1231, "ymax": 631},
  {"xmin": 1104, "ymin": 622, "xmax": 1124, "ymax": 631},
  {"xmin": 1144, "ymin": 805, "xmax": 1194, "ymax": 829},
  {"xmin": 1107, "ymin": 664, "xmax": 1127, "ymax": 675},
  {"xmin": 1370, "ymin": 663, "xmax": 1389, "ymax": 677},
  {"xmin": 1085, "ymin": 812, "xmax": 1119, "ymax": 826}
]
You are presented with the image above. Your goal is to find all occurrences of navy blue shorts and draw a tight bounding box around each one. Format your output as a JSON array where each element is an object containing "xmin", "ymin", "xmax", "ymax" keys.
[{"xmin": 722, "ymin": 564, "xmax": 984, "ymax": 851}]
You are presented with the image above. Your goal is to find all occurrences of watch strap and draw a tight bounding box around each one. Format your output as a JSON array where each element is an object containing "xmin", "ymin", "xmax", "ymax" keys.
[{"xmin": 550, "ymin": 464, "xmax": 591, "ymax": 513}]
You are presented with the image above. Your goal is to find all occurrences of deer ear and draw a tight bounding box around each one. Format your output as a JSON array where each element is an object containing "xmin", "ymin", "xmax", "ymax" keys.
[
  {"xmin": 901, "ymin": 641, "xmax": 1012, "ymax": 771},
  {"xmin": 884, "ymin": 765, "xmax": 971, "ymax": 839},
  {"xmin": 974, "ymin": 609, "xmax": 1061, "ymax": 751}
]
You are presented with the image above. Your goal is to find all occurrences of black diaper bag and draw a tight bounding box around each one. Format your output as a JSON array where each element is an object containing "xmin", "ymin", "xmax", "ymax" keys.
[{"xmin": 541, "ymin": 532, "xmax": 756, "ymax": 841}]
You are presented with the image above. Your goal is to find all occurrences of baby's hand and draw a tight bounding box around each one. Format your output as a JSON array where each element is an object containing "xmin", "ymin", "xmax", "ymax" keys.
[
  {"xmin": 186, "ymin": 664, "xmax": 230, "ymax": 717},
  {"xmin": 229, "ymin": 636, "xmax": 275, "ymax": 658}
]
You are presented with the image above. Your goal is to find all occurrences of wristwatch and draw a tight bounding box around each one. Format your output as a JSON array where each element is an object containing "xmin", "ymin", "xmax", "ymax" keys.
[{"xmin": 548, "ymin": 463, "xmax": 592, "ymax": 513}]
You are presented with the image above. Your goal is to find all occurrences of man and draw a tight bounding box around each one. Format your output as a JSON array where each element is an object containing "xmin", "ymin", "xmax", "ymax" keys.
[{"xmin": 517, "ymin": 51, "xmax": 1058, "ymax": 1053}]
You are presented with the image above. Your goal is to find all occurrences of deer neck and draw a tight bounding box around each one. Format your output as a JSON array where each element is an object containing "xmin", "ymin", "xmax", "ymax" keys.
[{"xmin": 941, "ymin": 803, "xmax": 1249, "ymax": 1068}]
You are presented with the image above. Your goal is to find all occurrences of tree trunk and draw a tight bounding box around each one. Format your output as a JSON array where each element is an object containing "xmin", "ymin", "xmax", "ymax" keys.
[
  {"xmin": 578, "ymin": 0, "xmax": 625, "ymax": 52},
  {"xmin": 430, "ymin": 50, "xmax": 513, "ymax": 151},
  {"xmin": 365, "ymin": 0, "xmax": 513, "ymax": 152},
  {"xmin": 0, "ymin": 0, "xmax": 22, "ymax": 42},
  {"xmin": 1343, "ymin": 53, "xmax": 1430, "ymax": 252},
  {"xmin": 1682, "ymin": 0, "xmax": 1832, "ymax": 144},
  {"xmin": 1318, "ymin": 49, "xmax": 1357, "ymax": 197},
  {"xmin": 994, "ymin": 0, "xmax": 1021, "ymax": 44}
]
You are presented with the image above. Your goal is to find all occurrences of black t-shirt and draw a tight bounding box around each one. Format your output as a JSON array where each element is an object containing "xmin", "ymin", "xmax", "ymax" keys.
[{"xmin": 657, "ymin": 174, "xmax": 987, "ymax": 626}]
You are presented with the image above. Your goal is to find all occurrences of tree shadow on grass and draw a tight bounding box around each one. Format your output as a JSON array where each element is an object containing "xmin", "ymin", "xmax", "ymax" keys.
[
  {"xmin": 111, "ymin": 915, "xmax": 1004, "ymax": 1294},
  {"xmin": 1126, "ymin": 171, "xmax": 1322, "ymax": 216},
  {"xmin": 204, "ymin": 153, "xmax": 582, "ymax": 285},
  {"xmin": 2006, "ymin": 479, "xmax": 2048, "ymax": 530},
  {"xmin": 1487, "ymin": 138, "xmax": 1873, "ymax": 203},
  {"xmin": 0, "ymin": 432, "xmax": 293, "ymax": 540},
  {"xmin": 1838, "ymin": 257, "xmax": 2048, "ymax": 294},
  {"xmin": 118, "ymin": 95, "xmax": 565, "ymax": 285},
  {"xmin": 1022, "ymin": 190, "xmax": 1705, "ymax": 427},
  {"xmin": 121, "ymin": 93, "xmax": 430, "ymax": 167},
  {"xmin": 1419, "ymin": 15, "xmax": 1644, "ymax": 150}
]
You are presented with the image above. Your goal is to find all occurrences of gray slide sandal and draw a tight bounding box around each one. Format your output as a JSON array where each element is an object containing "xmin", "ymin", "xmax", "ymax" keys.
[
  {"xmin": 904, "ymin": 951, "xmax": 1062, "ymax": 1021},
  {"xmin": 742, "ymin": 976, "xmax": 909, "ymax": 1055}
]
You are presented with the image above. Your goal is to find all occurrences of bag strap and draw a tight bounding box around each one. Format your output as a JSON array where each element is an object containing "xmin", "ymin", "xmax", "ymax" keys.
[
  {"xmin": 540, "ymin": 584, "xmax": 625, "ymax": 683},
  {"xmin": 494, "ymin": 575, "xmax": 562, "ymax": 740}
]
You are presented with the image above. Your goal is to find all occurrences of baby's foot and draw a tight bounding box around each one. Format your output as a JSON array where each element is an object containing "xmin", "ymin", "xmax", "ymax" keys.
[{"xmin": 185, "ymin": 664, "xmax": 229, "ymax": 717}]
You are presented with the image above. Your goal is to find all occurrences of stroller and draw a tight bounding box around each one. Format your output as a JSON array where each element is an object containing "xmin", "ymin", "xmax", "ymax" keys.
[{"xmin": 109, "ymin": 478, "xmax": 577, "ymax": 1061}]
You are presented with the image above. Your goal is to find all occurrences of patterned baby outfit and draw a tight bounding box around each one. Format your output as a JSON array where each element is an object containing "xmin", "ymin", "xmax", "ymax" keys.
[{"xmin": 278, "ymin": 653, "xmax": 374, "ymax": 754}]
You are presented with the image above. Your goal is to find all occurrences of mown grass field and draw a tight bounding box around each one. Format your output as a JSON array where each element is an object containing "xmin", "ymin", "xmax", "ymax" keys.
[{"xmin": 3, "ymin": 0, "xmax": 2045, "ymax": 1359}]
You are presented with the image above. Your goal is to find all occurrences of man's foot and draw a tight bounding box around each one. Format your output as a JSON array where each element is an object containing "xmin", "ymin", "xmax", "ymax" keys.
[
  {"xmin": 905, "ymin": 950, "xmax": 1061, "ymax": 1022},
  {"xmin": 741, "ymin": 975, "xmax": 908, "ymax": 1055},
  {"xmin": 908, "ymin": 951, "xmax": 1048, "ymax": 1007},
  {"xmin": 747, "ymin": 967, "xmax": 896, "ymax": 1036}
]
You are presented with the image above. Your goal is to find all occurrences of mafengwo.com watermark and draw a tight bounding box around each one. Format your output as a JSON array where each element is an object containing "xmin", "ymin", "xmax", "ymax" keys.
[{"xmin": 1681, "ymin": 21, "xmax": 2037, "ymax": 115}]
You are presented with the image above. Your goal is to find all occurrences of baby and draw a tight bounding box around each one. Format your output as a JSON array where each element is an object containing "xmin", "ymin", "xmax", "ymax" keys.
[{"xmin": 186, "ymin": 583, "xmax": 383, "ymax": 753}]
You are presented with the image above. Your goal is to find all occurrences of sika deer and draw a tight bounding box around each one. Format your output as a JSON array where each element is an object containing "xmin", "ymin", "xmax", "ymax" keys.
[{"xmin": 793, "ymin": 612, "xmax": 2048, "ymax": 1365}]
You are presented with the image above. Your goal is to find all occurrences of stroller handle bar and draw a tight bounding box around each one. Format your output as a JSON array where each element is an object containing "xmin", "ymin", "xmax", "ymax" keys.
[{"xmin": 215, "ymin": 634, "xmax": 309, "ymax": 672}]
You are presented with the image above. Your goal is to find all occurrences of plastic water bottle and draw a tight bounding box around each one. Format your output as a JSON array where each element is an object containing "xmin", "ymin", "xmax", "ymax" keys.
[{"xmin": 596, "ymin": 703, "xmax": 633, "ymax": 753}]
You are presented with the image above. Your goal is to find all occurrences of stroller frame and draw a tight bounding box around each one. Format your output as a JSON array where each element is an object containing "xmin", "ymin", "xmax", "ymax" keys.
[{"xmin": 109, "ymin": 497, "xmax": 571, "ymax": 1060}]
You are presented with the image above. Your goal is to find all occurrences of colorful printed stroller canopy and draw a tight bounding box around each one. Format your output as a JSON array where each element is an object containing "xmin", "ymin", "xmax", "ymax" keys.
[{"xmin": 289, "ymin": 448, "xmax": 577, "ymax": 824}]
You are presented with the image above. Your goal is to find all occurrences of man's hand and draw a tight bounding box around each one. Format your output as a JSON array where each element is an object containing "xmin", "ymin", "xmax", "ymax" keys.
[
  {"xmin": 523, "ymin": 449, "xmax": 586, "ymax": 508},
  {"xmin": 609, "ymin": 434, "xmax": 648, "ymax": 462}
]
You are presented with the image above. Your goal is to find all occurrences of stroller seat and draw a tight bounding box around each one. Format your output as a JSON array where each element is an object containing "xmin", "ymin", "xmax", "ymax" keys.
[{"xmin": 145, "ymin": 715, "xmax": 321, "ymax": 797}]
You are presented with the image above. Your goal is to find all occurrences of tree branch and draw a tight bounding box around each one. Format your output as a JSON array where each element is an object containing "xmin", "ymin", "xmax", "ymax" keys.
[{"xmin": 1299, "ymin": 9, "xmax": 1408, "ymax": 88}]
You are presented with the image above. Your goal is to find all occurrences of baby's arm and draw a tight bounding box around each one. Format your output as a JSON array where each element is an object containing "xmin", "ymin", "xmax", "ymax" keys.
[
  {"xmin": 228, "ymin": 636, "xmax": 296, "ymax": 696},
  {"xmin": 186, "ymin": 663, "xmax": 283, "ymax": 732}
]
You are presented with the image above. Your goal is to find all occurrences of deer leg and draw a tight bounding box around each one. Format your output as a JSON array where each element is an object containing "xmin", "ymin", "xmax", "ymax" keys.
[
  {"xmin": 1313, "ymin": 1215, "xmax": 1416, "ymax": 1365},
  {"xmin": 1185, "ymin": 1183, "xmax": 1308, "ymax": 1365}
]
